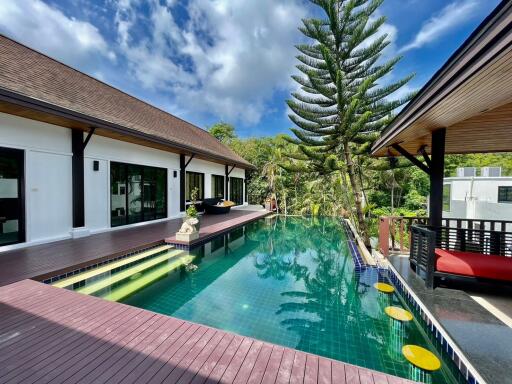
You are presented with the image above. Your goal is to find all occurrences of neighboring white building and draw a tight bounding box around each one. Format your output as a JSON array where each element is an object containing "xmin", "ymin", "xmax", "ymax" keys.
[
  {"xmin": 0, "ymin": 36, "xmax": 252, "ymax": 251},
  {"xmin": 442, "ymin": 167, "xmax": 512, "ymax": 228}
]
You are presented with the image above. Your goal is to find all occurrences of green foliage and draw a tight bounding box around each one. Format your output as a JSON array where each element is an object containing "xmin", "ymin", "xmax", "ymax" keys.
[{"xmin": 208, "ymin": 122, "xmax": 237, "ymax": 143}]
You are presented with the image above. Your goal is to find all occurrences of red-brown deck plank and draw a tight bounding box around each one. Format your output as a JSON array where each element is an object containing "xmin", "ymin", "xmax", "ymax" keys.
[
  {"xmin": 318, "ymin": 357, "xmax": 332, "ymax": 384},
  {"xmin": 0, "ymin": 209, "xmax": 268, "ymax": 287},
  {"xmin": 290, "ymin": 351, "xmax": 307, "ymax": 384},
  {"xmin": 194, "ymin": 334, "xmax": 243, "ymax": 384},
  {"xmin": 260, "ymin": 346, "xmax": 284, "ymax": 384},
  {"xmin": 0, "ymin": 280, "xmax": 417, "ymax": 384},
  {"xmin": 275, "ymin": 348, "xmax": 296, "ymax": 384}
]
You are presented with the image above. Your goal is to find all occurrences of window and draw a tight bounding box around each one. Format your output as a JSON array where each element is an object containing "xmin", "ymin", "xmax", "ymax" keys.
[
  {"xmin": 230, "ymin": 177, "xmax": 244, "ymax": 205},
  {"xmin": 498, "ymin": 186, "xmax": 512, "ymax": 203},
  {"xmin": 211, "ymin": 175, "xmax": 224, "ymax": 199},
  {"xmin": 111, "ymin": 162, "xmax": 167, "ymax": 227},
  {"xmin": 442, "ymin": 184, "xmax": 451, "ymax": 212},
  {"xmin": 186, "ymin": 171, "xmax": 204, "ymax": 201}
]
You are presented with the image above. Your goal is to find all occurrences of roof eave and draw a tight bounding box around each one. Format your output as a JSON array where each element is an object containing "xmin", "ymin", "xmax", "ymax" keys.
[
  {"xmin": 0, "ymin": 87, "xmax": 256, "ymax": 170},
  {"xmin": 371, "ymin": 0, "xmax": 512, "ymax": 157}
]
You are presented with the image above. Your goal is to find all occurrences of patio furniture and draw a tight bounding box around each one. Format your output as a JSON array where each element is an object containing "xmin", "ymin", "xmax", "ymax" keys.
[
  {"xmin": 202, "ymin": 198, "xmax": 232, "ymax": 214},
  {"xmin": 410, "ymin": 225, "xmax": 512, "ymax": 288}
]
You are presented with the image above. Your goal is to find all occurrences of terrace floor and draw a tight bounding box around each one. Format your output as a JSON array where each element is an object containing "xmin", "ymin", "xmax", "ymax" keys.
[
  {"xmin": 388, "ymin": 255, "xmax": 512, "ymax": 384},
  {"xmin": 0, "ymin": 279, "xmax": 416, "ymax": 384},
  {"xmin": 0, "ymin": 208, "xmax": 268, "ymax": 287}
]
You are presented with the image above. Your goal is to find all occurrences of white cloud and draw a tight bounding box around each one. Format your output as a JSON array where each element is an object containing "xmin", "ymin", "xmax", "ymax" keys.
[
  {"xmin": 114, "ymin": 0, "xmax": 308, "ymax": 126},
  {"xmin": 0, "ymin": 0, "xmax": 115, "ymax": 68},
  {"xmin": 400, "ymin": 0, "xmax": 480, "ymax": 52}
]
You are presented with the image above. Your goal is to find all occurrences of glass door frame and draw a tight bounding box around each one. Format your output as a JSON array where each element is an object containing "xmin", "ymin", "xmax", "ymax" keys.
[{"xmin": 0, "ymin": 147, "xmax": 25, "ymax": 246}]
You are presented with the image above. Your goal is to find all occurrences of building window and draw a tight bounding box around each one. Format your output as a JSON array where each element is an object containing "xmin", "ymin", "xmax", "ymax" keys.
[
  {"xmin": 230, "ymin": 177, "xmax": 244, "ymax": 205},
  {"xmin": 498, "ymin": 186, "xmax": 512, "ymax": 203},
  {"xmin": 442, "ymin": 184, "xmax": 451, "ymax": 212},
  {"xmin": 110, "ymin": 162, "xmax": 167, "ymax": 227},
  {"xmin": 211, "ymin": 175, "xmax": 224, "ymax": 199},
  {"xmin": 186, "ymin": 171, "xmax": 204, "ymax": 201}
]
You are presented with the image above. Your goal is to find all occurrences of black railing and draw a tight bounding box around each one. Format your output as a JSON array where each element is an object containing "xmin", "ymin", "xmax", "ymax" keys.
[
  {"xmin": 435, "ymin": 226, "xmax": 512, "ymax": 257},
  {"xmin": 441, "ymin": 218, "xmax": 512, "ymax": 233},
  {"xmin": 409, "ymin": 226, "xmax": 436, "ymax": 288}
]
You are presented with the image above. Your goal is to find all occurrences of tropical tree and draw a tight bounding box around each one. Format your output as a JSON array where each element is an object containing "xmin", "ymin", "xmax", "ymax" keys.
[
  {"xmin": 208, "ymin": 122, "xmax": 237, "ymax": 143},
  {"xmin": 285, "ymin": 0, "xmax": 414, "ymax": 244}
]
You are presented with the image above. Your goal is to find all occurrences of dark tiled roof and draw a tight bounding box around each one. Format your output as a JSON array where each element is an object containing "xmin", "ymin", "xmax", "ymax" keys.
[{"xmin": 0, "ymin": 35, "xmax": 252, "ymax": 168}]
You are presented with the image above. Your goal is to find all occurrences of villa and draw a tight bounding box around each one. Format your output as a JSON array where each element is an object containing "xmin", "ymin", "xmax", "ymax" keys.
[
  {"xmin": 0, "ymin": 2, "xmax": 512, "ymax": 384},
  {"xmin": 0, "ymin": 35, "xmax": 251, "ymax": 250}
]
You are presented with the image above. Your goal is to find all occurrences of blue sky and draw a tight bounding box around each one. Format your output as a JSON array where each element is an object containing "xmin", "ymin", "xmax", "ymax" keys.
[{"xmin": 0, "ymin": 0, "xmax": 501, "ymax": 137}]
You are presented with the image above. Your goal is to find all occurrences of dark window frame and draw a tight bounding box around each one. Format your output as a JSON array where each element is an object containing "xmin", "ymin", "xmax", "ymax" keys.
[
  {"xmin": 186, "ymin": 171, "xmax": 205, "ymax": 201},
  {"xmin": 498, "ymin": 186, "xmax": 512, "ymax": 203},
  {"xmin": 110, "ymin": 161, "xmax": 167, "ymax": 227},
  {"xmin": 230, "ymin": 177, "xmax": 244, "ymax": 205},
  {"xmin": 211, "ymin": 174, "xmax": 225, "ymax": 199}
]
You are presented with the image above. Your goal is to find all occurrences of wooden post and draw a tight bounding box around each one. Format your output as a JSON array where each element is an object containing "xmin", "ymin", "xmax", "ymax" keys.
[
  {"xmin": 71, "ymin": 130, "xmax": 85, "ymax": 228},
  {"xmin": 429, "ymin": 128, "xmax": 446, "ymax": 228},
  {"xmin": 379, "ymin": 217, "xmax": 390, "ymax": 257},
  {"xmin": 225, "ymin": 165, "xmax": 229, "ymax": 201},
  {"xmin": 180, "ymin": 154, "xmax": 186, "ymax": 212}
]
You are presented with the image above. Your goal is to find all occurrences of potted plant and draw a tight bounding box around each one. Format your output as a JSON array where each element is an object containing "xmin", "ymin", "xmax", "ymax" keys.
[{"xmin": 185, "ymin": 187, "xmax": 201, "ymax": 230}]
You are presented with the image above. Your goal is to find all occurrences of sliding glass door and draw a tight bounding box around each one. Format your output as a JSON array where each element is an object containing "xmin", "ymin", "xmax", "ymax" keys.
[
  {"xmin": 230, "ymin": 177, "xmax": 243, "ymax": 205},
  {"xmin": 211, "ymin": 175, "xmax": 224, "ymax": 199},
  {"xmin": 111, "ymin": 162, "xmax": 167, "ymax": 227},
  {"xmin": 0, "ymin": 147, "xmax": 25, "ymax": 246}
]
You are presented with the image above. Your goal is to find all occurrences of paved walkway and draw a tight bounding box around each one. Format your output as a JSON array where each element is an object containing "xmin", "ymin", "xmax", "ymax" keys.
[
  {"xmin": 0, "ymin": 280, "xmax": 416, "ymax": 384},
  {"xmin": 0, "ymin": 209, "xmax": 267, "ymax": 286}
]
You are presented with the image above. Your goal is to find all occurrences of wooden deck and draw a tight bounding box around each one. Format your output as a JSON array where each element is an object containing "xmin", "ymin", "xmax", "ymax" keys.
[
  {"xmin": 0, "ymin": 280, "xmax": 416, "ymax": 384},
  {"xmin": 0, "ymin": 209, "xmax": 268, "ymax": 287}
]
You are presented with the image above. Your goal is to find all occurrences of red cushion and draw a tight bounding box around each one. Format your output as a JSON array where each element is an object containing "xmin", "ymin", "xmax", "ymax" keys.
[{"xmin": 435, "ymin": 249, "xmax": 512, "ymax": 281}]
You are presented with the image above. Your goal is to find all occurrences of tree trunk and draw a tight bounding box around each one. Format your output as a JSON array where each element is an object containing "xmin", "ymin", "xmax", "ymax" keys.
[{"xmin": 343, "ymin": 142, "xmax": 369, "ymax": 245}]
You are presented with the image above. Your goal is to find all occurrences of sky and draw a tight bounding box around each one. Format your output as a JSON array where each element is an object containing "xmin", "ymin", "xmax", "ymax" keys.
[{"xmin": 0, "ymin": 0, "xmax": 501, "ymax": 138}]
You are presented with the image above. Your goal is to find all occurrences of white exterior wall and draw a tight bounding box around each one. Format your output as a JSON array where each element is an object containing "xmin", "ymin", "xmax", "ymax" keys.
[
  {"xmin": 0, "ymin": 112, "xmax": 72, "ymax": 245},
  {"xmin": 0, "ymin": 112, "xmax": 246, "ymax": 250},
  {"xmin": 84, "ymin": 134, "xmax": 181, "ymax": 233},
  {"xmin": 442, "ymin": 177, "xmax": 512, "ymax": 224}
]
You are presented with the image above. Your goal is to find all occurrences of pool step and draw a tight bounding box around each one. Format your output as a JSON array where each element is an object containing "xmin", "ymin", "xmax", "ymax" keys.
[
  {"xmin": 52, "ymin": 244, "xmax": 173, "ymax": 288},
  {"xmin": 102, "ymin": 254, "xmax": 195, "ymax": 302},
  {"xmin": 76, "ymin": 249, "xmax": 187, "ymax": 296}
]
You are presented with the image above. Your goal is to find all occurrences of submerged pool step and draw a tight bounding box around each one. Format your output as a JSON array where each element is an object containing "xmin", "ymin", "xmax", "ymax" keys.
[
  {"xmin": 76, "ymin": 249, "xmax": 187, "ymax": 296},
  {"xmin": 102, "ymin": 254, "xmax": 195, "ymax": 302},
  {"xmin": 52, "ymin": 244, "xmax": 173, "ymax": 288}
]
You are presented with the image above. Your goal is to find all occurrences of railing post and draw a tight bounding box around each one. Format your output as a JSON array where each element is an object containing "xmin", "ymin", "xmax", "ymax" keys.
[
  {"xmin": 399, "ymin": 219, "xmax": 405, "ymax": 253},
  {"xmin": 490, "ymin": 231, "xmax": 501, "ymax": 255},
  {"xmin": 379, "ymin": 217, "xmax": 390, "ymax": 257}
]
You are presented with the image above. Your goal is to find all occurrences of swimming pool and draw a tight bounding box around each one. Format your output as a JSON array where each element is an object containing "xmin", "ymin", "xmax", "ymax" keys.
[{"xmin": 56, "ymin": 216, "xmax": 463, "ymax": 383}]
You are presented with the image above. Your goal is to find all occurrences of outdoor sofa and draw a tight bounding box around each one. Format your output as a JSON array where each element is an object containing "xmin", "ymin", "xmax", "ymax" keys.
[
  {"xmin": 409, "ymin": 225, "xmax": 512, "ymax": 289},
  {"xmin": 202, "ymin": 198, "xmax": 234, "ymax": 214}
]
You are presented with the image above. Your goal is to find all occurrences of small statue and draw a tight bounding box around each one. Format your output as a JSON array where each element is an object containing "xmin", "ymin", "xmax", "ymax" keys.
[{"xmin": 178, "ymin": 217, "xmax": 199, "ymax": 234}]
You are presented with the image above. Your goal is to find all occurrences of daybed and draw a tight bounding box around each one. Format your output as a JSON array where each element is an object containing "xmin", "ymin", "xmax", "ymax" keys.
[{"xmin": 409, "ymin": 225, "xmax": 512, "ymax": 288}]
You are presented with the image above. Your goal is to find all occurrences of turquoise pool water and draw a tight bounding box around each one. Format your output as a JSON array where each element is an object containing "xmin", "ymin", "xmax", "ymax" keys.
[{"xmin": 62, "ymin": 216, "xmax": 463, "ymax": 383}]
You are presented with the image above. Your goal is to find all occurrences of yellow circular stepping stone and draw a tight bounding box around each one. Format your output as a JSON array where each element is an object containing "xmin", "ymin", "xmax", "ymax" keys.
[
  {"xmin": 385, "ymin": 306, "xmax": 413, "ymax": 322},
  {"xmin": 402, "ymin": 345, "xmax": 441, "ymax": 371},
  {"xmin": 373, "ymin": 282, "xmax": 395, "ymax": 293}
]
